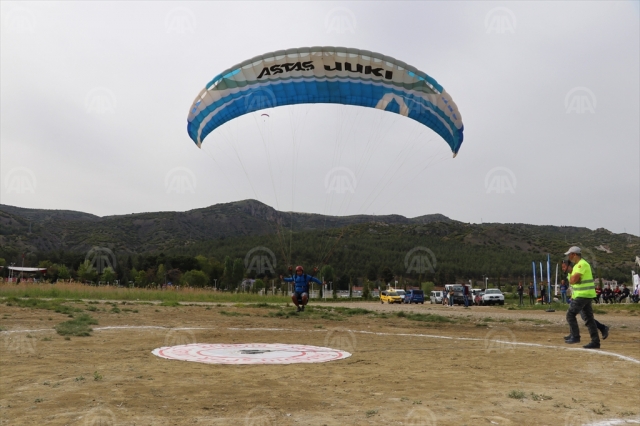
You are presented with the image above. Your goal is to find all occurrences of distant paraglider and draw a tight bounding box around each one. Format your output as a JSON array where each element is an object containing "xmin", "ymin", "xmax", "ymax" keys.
[{"xmin": 187, "ymin": 46, "xmax": 464, "ymax": 156}]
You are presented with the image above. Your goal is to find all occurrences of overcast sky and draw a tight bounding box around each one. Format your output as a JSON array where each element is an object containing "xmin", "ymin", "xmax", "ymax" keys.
[{"xmin": 2, "ymin": 1, "xmax": 639, "ymax": 235}]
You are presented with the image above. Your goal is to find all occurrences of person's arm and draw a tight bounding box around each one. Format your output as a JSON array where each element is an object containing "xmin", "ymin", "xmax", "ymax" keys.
[
  {"xmin": 310, "ymin": 275, "xmax": 323, "ymax": 285},
  {"xmin": 282, "ymin": 276, "xmax": 293, "ymax": 283},
  {"xmin": 569, "ymin": 271, "xmax": 582, "ymax": 285}
]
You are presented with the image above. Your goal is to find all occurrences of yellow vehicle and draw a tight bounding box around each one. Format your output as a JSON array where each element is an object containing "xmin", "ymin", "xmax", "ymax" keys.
[{"xmin": 380, "ymin": 290, "xmax": 403, "ymax": 304}]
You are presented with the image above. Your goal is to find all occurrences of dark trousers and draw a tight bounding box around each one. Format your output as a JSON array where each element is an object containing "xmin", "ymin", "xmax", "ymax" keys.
[
  {"xmin": 518, "ymin": 294, "xmax": 524, "ymax": 306},
  {"xmin": 561, "ymin": 292, "xmax": 567, "ymax": 303},
  {"xmin": 567, "ymin": 297, "xmax": 600, "ymax": 343},
  {"xmin": 529, "ymin": 294, "xmax": 534, "ymax": 305}
]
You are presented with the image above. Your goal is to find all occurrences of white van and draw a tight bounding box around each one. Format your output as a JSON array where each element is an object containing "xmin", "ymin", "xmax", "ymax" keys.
[{"xmin": 430, "ymin": 290, "xmax": 444, "ymax": 304}]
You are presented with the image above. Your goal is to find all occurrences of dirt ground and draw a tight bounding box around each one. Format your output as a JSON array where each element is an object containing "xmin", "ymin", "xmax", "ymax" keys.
[{"xmin": 1, "ymin": 300, "xmax": 639, "ymax": 426}]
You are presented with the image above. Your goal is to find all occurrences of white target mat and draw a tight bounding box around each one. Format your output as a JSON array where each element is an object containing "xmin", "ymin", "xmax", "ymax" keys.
[{"xmin": 152, "ymin": 343, "xmax": 352, "ymax": 365}]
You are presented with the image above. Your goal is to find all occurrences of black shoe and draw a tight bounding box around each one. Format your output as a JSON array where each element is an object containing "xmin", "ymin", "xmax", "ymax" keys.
[
  {"xmin": 296, "ymin": 306, "xmax": 302, "ymax": 312},
  {"xmin": 583, "ymin": 342, "xmax": 600, "ymax": 349},
  {"xmin": 602, "ymin": 326, "xmax": 609, "ymax": 340},
  {"xmin": 301, "ymin": 305, "xmax": 305, "ymax": 312},
  {"xmin": 564, "ymin": 334, "xmax": 572, "ymax": 340},
  {"xmin": 565, "ymin": 337, "xmax": 581, "ymax": 344}
]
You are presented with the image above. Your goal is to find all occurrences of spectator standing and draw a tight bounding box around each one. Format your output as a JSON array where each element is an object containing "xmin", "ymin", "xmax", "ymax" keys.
[
  {"xmin": 517, "ymin": 282, "xmax": 524, "ymax": 306},
  {"xmin": 540, "ymin": 283, "xmax": 546, "ymax": 305},
  {"xmin": 463, "ymin": 285, "xmax": 470, "ymax": 307},
  {"xmin": 528, "ymin": 282, "xmax": 535, "ymax": 305},
  {"xmin": 560, "ymin": 279, "xmax": 568, "ymax": 304}
]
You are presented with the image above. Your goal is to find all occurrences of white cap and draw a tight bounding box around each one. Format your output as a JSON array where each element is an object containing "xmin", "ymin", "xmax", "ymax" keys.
[{"xmin": 564, "ymin": 246, "xmax": 581, "ymax": 255}]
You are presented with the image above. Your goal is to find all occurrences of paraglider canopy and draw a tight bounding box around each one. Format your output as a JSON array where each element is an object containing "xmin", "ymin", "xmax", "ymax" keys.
[{"xmin": 187, "ymin": 46, "xmax": 464, "ymax": 155}]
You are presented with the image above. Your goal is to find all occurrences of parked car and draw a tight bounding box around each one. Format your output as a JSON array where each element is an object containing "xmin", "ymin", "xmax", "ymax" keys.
[
  {"xmin": 430, "ymin": 290, "xmax": 444, "ymax": 304},
  {"xmin": 403, "ymin": 289, "xmax": 425, "ymax": 304},
  {"xmin": 481, "ymin": 288, "xmax": 505, "ymax": 305},
  {"xmin": 380, "ymin": 291, "xmax": 403, "ymax": 304}
]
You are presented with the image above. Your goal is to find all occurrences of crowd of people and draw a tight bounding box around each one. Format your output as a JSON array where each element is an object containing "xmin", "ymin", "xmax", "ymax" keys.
[{"xmin": 596, "ymin": 284, "xmax": 634, "ymax": 304}]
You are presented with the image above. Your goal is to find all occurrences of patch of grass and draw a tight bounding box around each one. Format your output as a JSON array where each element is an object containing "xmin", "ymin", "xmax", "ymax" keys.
[
  {"xmin": 55, "ymin": 314, "xmax": 98, "ymax": 336},
  {"xmin": 220, "ymin": 310, "xmax": 250, "ymax": 317},
  {"xmin": 508, "ymin": 390, "xmax": 526, "ymax": 400},
  {"xmin": 476, "ymin": 323, "xmax": 488, "ymax": 327},
  {"xmin": 75, "ymin": 376, "xmax": 85, "ymax": 382},
  {"xmin": 530, "ymin": 392, "xmax": 552, "ymax": 401},
  {"xmin": 620, "ymin": 325, "xmax": 627, "ymax": 329},
  {"xmin": 365, "ymin": 410, "xmax": 377, "ymax": 417},
  {"xmin": 160, "ymin": 301, "xmax": 180, "ymax": 307},
  {"xmin": 2, "ymin": 296, "xmax": 82, "ymax": 315},
  {"xmin": 132, "ymin": 309, "xmax": 138, "ymax": 313},
  {"xmin": 110, "ymin": 306, "xmax": 121, "ymax": 313},
  {"xmin": 34, "ymin": 398, "xmax": 43, "ymax": 403},
  {"xmin": 482, "ymin": 317, "xmax": 494, "ymax": 322},
  {"xmin": 86, "ymin": 305, "xmax": 98, "ymax": 312},
  {"xmin": 314, "ymin": 325, "xmax": 323, "ymax": 328},
  {"xmin": 93, "ymin": 371, "xmax": 103, "ymax": 381},
  {"xmin": 41, "ymin": 337, "xmax": 52, "ymax": 341}
]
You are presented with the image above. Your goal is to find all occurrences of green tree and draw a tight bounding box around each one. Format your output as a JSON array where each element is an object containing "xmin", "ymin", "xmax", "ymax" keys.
[
  {"xmin": 181, "ymin": 270, "xmax": 208, "ymax": 288},
  {"xmin": 101, "ymin": 267, "xmax": 116, "ymax": 284},
  {"xmin": 157, "ymin": 264, "xmax": 166, "ymax": 285},
  {"xmin": 367, "ymin": 265, "xmax": 377, "ymax": 282},
  {"xmin": 380, "ymin": 266, "xmax": 393, "ymax": 284},
  {"xmin": 253, "ymin": 278, "xmax": 266, "ymax": 294},
  {"xmin": 77, "ymin": 260, "xmax": 97, "ymax": 282},
  {"xmin": 223, "ymin": 256, "xmax": 233, "ymax": 289},
  {"xmin": 57, "ymin": 265, "xmax": 71, "ymax": 280},
  {"xmin": 0, "ymin": 258, "xmax": 5, "ymax": 267},
  {"xmin": 232, "ymin": 258, "xmax": 244, "ymax": 291},
  {"xmin": 134, "ymin": 270, "xmax": 146, "ymax": 287}
]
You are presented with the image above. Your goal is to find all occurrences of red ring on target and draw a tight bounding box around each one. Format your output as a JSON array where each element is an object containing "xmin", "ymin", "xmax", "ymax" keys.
[{"xmin": 152, "ymin": 343, "xmax": 351, "ymax": 365}]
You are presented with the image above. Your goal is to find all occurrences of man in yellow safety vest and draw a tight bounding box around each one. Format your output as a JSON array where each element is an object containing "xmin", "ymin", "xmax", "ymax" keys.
[{"xmin": 564, "ymin": 246, "xmax": 600, "ymax": 349}]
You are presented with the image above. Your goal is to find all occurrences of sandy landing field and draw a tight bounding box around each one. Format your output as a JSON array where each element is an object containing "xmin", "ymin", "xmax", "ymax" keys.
[{"xmin": 1, "ymin": 300, "xmax": 639, "ymax": 426}]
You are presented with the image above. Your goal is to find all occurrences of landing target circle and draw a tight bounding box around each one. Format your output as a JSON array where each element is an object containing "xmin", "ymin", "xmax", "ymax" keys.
[{"xmin": 152, "ymin": 343, "xmax": 351, "ymax": 365}]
